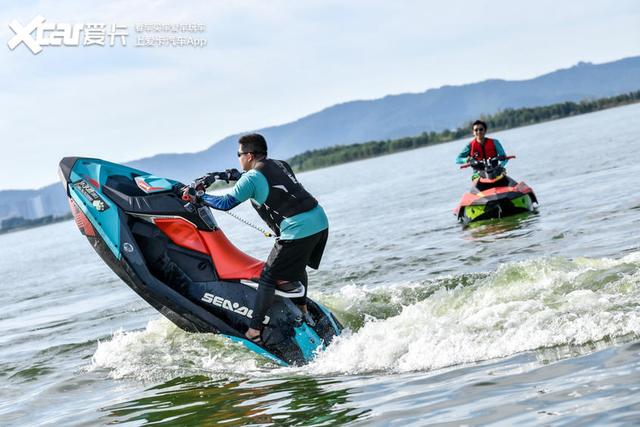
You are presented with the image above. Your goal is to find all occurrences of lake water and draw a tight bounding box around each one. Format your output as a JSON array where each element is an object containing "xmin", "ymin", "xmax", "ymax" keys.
[{"xmin": 1, "ymin": 104, "xmax": 639, "ymax": 426}]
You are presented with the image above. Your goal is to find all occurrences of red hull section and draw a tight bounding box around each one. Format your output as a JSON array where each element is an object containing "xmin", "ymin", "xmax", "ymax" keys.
[
  {"xmin": 69, "ymin": 198, "xmax": 96, "ymax": 237},
  {"xmin": 154, "ymin": 217, "xmax": 208, "ymax": 254},
  {"xmin": 456, "ymin": 182, "xmax": 534, "ymax": 211}
]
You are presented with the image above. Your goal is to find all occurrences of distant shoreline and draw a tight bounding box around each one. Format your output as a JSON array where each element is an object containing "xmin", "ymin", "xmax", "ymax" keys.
[
  {"xmin": 287, "ymin": 90, "xmax": 640, "ymax": 172},
  {"xmin": 0, "ymin": 214, "xmax": 72, "ymax": 235},
  {"xmin": 4, "ymin": 90, "xmax": 639, "ymax": 235}
]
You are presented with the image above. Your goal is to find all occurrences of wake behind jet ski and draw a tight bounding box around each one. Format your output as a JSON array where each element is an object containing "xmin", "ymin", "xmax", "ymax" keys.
[
  {"xmin": 454, "ymin": 155, "xmax": 538, "ymax": 224},
  {"xmin": 58, "ymin": 157, "xmax": 342, "ymax": 366}
]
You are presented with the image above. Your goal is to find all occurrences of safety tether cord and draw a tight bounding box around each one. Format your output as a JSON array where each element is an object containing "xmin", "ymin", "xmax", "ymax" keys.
[{"xmin": 223, "ymin": 209, "xmax": 275, "ymax": 238}]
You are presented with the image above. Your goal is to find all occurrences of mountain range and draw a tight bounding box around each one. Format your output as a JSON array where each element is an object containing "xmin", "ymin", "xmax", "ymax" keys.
[{"xmin": 2, "ymin": 55, "xmax": 640, "ymax": 226}]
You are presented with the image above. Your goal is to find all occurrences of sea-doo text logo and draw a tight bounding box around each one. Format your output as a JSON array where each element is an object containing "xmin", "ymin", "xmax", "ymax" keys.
[{"xmin": 201, "ymin": 292, "xmax": 270, "ymax": 324}]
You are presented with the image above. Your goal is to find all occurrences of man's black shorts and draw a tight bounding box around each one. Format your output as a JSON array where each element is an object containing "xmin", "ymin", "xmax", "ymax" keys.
[{"xmin": 263, "ymin": 228, "xmax": 328, "ymax": 281}]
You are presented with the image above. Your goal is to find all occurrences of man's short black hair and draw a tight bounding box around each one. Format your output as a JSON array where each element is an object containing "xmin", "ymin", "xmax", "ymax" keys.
[
  {"xmin": 238, "ymin": 133, "xmax": 268, "ymax": 156},
  {"xmin": 472, "ymin": 120, "xmax": 488, "ymax": 130}
]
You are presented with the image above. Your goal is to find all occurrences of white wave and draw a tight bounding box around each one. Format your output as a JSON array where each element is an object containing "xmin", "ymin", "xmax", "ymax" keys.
[
  {"xmin": 91, "ymin": 253, "xmax": 640, "ymax": 379},
  {"xmin": 90, "ymin": 318, "xmax": 272, "ymax": 382},
  {"xmin": 313, "ymin": 277, "xmax": 456, "ymax": 322},
  {"xmin": 308, "ymin": 253, "xmax": 640, "ymax": 375}
]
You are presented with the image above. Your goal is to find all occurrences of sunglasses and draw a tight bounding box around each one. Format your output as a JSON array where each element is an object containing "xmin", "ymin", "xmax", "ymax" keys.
[
  {"xmin": 473, "ymin": 128, "xmax": 485, "ymax": 132},
  {"xmin": 237, "ymin": 151, "xmax": 253, "ymax": 157}
]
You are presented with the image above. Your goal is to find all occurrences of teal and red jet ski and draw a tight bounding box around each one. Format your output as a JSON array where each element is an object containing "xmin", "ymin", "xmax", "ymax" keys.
[
  {"xmin": 454, "ymin": 156, "xmax": 538, "ymax": 224},
  {"xmin": 58, "ymin": 157, "xmax": 341, "ymax": 366}
]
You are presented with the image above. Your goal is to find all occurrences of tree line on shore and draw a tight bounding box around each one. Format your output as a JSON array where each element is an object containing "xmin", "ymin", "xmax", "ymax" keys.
[
  {"xmin": 287, "ymin": 90, "xmax": 640, "ymax": 172},
  {"xmin": 0, "ymin": 213, "xmax": 72, "ymax": 234}
]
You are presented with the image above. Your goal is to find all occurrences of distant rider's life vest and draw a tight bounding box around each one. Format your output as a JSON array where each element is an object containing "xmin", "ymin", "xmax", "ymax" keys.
[
  {"xmin": 469, "ymin": 138, "xmax": 498, "ymax": 160},
  {"xmin": 251, "ymin": 159, "xmax": 318, "ymax": 236}
]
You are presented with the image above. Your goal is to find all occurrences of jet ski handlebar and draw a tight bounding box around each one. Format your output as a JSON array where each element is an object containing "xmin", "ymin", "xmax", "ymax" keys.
[
  {"xmin": 180, "ymin": 169, "xmax": 243, "ymax": 203},
  {"xmin": 460, "ymin": 155, "xmax": 515, "ymax": 169},
  {"xmin": 192, "ymin": 169, "xmax": 243, "ymax": 188}
]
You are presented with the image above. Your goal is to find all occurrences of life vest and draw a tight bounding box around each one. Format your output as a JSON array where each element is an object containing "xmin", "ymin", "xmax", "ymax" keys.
[
  {"xmin": 469, "ymin": 138, "xmax": 498, "ymax": 160},
  {"xmin": 251, "ymin": 159, "xmax": 318, "ymax": 236}
]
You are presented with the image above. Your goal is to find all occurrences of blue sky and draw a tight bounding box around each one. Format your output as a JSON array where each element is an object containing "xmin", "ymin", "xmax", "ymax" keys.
[{"xmin": 2, "ymin": 0, "xmax": 639, "ymax": 190}]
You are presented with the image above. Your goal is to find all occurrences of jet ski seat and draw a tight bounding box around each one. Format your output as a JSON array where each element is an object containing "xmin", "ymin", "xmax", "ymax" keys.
[{"xmin": 198, "ymin": 229, "xmax": 265, "ymax": 280}]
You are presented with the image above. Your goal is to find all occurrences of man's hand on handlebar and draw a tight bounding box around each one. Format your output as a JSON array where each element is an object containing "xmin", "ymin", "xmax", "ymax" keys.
[
  {"xmin": 225, "ymin": 168, "xmax": 242, "ymax": 181},
  {"xmin": 194, "ymin": 169, "xmax": 242, "ymax": 187}
]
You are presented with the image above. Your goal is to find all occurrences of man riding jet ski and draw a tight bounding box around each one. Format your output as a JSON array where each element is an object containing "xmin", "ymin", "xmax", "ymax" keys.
[
  {"xmin": 455, "ymin": 119, "xmax": 510, "ymax": 180},
  {"xmin": 58, "ymin": 156, "xmax": 342, "ymax": 366},
  {"xmin": 186, "ymin": 133, "xmax": 330, "ymax": 347},
  {"xmin": 454, "ymin": 119, "xmax": 537, "ymax": 224}
]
